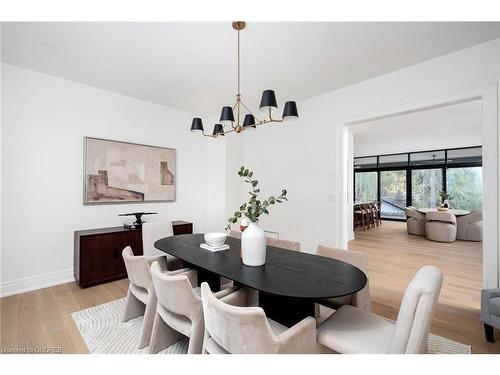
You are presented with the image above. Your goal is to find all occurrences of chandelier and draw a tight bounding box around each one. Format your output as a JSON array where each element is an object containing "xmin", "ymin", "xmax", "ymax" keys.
[{"xmin": 190, "ymin": 21, "xmax": 299, "ymax": 137}]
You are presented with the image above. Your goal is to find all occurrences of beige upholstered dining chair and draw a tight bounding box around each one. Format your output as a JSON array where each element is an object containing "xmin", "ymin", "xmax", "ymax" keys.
[
  {"xmin": 149, "ymin": 261, "xmax": 238, "ymax": 354},
  {"xmin": 314, "ymin": 245, "xmax": 371, "ymax": 313},
  {"xmin": 142, "ymin": 221, "xmax": 183, "ymax": 270},
  {"xmin": 200, "ymin": 282, "xmax": 316, "ymax": 354},
  {"xmin": 122, "ymin": 246, "xmax": 190, "ymax": 348},
  {"xmin": 457, "ymin": 211, "xmax": 483, "ymax": 241},
  {"xmin": 425, "ymin": 211, "xmax": 457, "ymax": 242},
  {"xmin": 317, "ymin": 265, "xmax": 443, "ymax": 354},
  {"xmin": 405, "ymin": 207, "xmax": 426, "ymax": 236},
  {"xmin": 231, "ymin": 230, "xmax": 300, "ymax": 251},
  {"xmin": 266, "ymin": 237, "xmax": 301, "ymax": 251}
]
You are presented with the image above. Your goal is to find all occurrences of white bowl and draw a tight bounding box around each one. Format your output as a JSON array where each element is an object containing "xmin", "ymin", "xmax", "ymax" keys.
[{"xmin": 204, "ymin": 232, "xmax": 227, "ymax": 247}]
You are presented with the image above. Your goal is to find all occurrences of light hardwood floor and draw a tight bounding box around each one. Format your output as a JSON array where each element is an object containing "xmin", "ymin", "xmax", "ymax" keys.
[
  {"xmin": 0, "ymin": 278, "xmax": 129, "ymax": 353},
  {"xmin": 349, "ymin": 220, "xmax": 499, "ymax": 354},
  {"xmin": 1, "ymin": 221, "xmax": 499, "ymax": 353}
]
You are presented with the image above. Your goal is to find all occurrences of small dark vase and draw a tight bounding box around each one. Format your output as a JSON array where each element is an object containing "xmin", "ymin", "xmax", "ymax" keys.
[{"xmin": 443, "ymin": 200, "xmax": 449, "ymax": 208}]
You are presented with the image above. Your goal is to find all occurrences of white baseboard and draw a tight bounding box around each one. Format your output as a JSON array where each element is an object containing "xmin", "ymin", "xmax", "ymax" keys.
[{"xmin": 0, "ymin": 269, "xmax": 75, "ymax": 298}]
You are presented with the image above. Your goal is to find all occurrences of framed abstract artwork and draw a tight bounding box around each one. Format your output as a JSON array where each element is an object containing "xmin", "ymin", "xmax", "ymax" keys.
[{"xmin": 83, "ymin": 137, "xmax": 176, "ymax": 205}]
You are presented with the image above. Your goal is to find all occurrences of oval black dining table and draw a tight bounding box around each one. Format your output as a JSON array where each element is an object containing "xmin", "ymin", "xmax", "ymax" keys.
[{"xmin": 155, "ymin": 234, "xmax": 367, "ymax": 327}]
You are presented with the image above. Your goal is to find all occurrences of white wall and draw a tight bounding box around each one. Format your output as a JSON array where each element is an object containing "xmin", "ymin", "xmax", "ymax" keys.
[
  {"xmin": 0, "ymin": 64, "xmax": 226, "ymax": 296},
  {"xmin": 227, "ymin": 39, "xmax": 500, "ymax": 259},
  {"xmin": 352, "ymin": 99, "xmax": 482, "ymax": 157},
  {"xmin": 2, "ymin": 38, "xmax": 500, "ymax": 296}
]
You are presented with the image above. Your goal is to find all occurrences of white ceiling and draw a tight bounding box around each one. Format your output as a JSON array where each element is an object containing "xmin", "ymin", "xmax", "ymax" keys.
[
  {"xmin": 352, "ymin": 100, "xmax": 482, "ymax": 157},
  {"xmin": 2, "ymin": 22, "xmax": 500, "ymax": 117}
]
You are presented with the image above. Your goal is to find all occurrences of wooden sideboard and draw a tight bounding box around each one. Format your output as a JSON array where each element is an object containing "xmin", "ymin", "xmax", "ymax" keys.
[{"xmin": 74, "ymin": 221, "xmax": 193, "ymax": 288}]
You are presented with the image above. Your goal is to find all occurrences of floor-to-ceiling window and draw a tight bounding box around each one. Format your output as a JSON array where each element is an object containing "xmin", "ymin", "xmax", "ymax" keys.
[
  {"xmin": 353, "ymin": 146, "xmax": 482, "ymax": 221},
  {"xmin": 447, "ymin": 167, "xmax": 483, "ymax": 211},
  {"xmin": 445, "ymin": 147, "xmax": 483, "ymax": 212},
  {"xmin": 411, "ymin": 168, "xmax": 443, "ymax": 208},
  {"xmin": 380, "ymin": 170, "xmax": 406, "ymax": 219},
  {"xmin": 354, "ymin": 171, "xmax": 378, "ymax": 202}
]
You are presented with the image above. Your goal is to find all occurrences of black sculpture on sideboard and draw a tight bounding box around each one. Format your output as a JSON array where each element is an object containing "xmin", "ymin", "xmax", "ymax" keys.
[{"xmin": 119, "ymin": 212, "xmax": 157, "ymax": 227}]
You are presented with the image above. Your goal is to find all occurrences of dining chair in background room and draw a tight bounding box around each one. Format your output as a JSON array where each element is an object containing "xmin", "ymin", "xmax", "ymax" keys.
[
  {"xmin": 266, "ymin": 237, "xmax": 301, "ymax": 251},
  {"xmin": 354, "ymin": 204, "xmax": 369, "ymax": 231},
  {"xmin": 425, "ymin": 211, "xmax": 457, "ymax": 242},
  {"xmin": 366, "ymin": 201, "xmax": 381, "ymax": 228},
  {"xmin": 142, "ymin": 221, "xmax": 183, "ymax": 270},
  {"xmin": 121, "ymin": 246, "xmax": 191, "ymax": 348},
  {"xmin": 200, "ymin": 282, "xmax": 317, "ymax": 354},
  {"xmin": 315, "ymin": 245, "xmax": 371, "ymax": 313},
  {"xmin": 404, "ymin": 207, "xmax": 426, "ymax": 236},
  {"xmin": 317, "ymin": 265, "xmax": 443, "ymax": 354},
  {"xmin": 456, "ymin": 210, "xmax": 483, "ymax": 241},
  {"xmin": 149, "ymin": 261, "xmax": 238, "ymax": 354}
]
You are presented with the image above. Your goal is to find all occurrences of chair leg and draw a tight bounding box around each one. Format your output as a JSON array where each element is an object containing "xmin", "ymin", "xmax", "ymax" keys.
[
  {"xmin": 484, "ymin": 323, "xmax": 495, "ymax": 343},
  {"xmin": 149, "ymin": 311, "xmax": 184, "ymax": 354},
  {"xmin": 314, "ymin": 303, "xmax": 321, "ymax": 321},
  {"xmin": 202, "ymin": 330, "xmax": 210, "ymax": 354},
  {"xmin": 187, "ymin": 317, "xmax": 205, "ymax": 354},
  {"xmin": 138, "ymin": 293, "xmax": 157, "ymax": 349},
  {"xmin": 123, "ymin": 287, "xmax": 145, "ymax": 322}
]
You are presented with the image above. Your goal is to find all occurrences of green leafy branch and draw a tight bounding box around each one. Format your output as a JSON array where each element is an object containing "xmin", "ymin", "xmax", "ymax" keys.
[
  {"xmin": 225, "ymin": 166, "xmax": 288, "ymax": 231},
  {"xmin": 438, "ymin": 190, "xmax": 454, "ymax": 202}
]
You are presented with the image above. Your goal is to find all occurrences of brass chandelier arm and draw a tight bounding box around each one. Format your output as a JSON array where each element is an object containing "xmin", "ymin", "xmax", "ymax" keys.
[
  {"xmin": 201, "ymin": 132, "xmax": 216, "ymax": 138},
  {"xmin": 268, "ymin": 107, "xmax": 284, "ymax": 123}
]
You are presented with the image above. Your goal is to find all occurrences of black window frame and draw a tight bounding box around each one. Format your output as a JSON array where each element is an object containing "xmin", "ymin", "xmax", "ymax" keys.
[{"xmin": 353, "ymin": 146, "xmax": 482, "ymax": 221}]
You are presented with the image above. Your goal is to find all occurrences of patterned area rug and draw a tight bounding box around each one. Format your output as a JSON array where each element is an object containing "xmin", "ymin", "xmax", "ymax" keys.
[{"xmin": 71, "ymin": 298, "xmax": 471, "ymax": 354}]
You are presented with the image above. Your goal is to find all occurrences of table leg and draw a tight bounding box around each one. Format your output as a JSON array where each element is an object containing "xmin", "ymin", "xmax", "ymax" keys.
[
  {"xmin": 196, "ymin": 267, "xmax": 221, "ymax": 292},
  {"xmin": 258, "ymin": 292, "xmax": 315, "ymax": 327},
  {"xmin": 182, "ymin": 262, "xmax": 221, "ymax": 292}
]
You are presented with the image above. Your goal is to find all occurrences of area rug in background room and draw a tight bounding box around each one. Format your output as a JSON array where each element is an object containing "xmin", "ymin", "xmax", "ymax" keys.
[{"xmin": 71, "ymin": 298, "xmax": 471, "ymax": 354}]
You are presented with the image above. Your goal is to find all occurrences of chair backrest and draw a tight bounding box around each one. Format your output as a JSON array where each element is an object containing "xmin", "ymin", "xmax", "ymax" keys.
[
  {"xmin": 267, "ymin": 237, "xmax": 301, "ymax": 252},
  {"xmin": 315, "ymin": 245, "xmax": 371, "ymax": 312},
  {"xmin": 425, "ymin": 211, "xmax": 456, "ymax": 225},
  {"xmin": 405, "ymin": 207, "xmax": 424, "ymax": 220},
  {"xmin": 456, "ymin": 210, "xmax": 483, "ymax": 237},
  {"xmin": 229, "ymin": 230, "xmax": 241, "ymax": 239},
  {"xmin": 142, "ymin": 221, "xmax": 173, "ymax": 258},
  {"xmin": 122, "ymin": 246, "xmax": 152, "ymax": 290},
  {"xmin": 200, "ymin": 282, "xmax": 280, "ymax": 354},
  {"xmin": 389, "ymin": 266, "xmax": 443, "ymax": 353},
  {"xmin": 150, "ymin": 261, "xmax": 200, "ymax": 319},
  {"xmin": 460, "ymin": 210, "xmax": 482, "ymax": 222}
]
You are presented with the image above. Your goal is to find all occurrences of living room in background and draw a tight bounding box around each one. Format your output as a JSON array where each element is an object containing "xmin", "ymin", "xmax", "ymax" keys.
[
  {"xmin": 340, "ymin": 88, "xmax": 497, "ymax": 295},
  {"xmin": 353, "ymin": 145, "xmax": 483, "ymax": 221}
]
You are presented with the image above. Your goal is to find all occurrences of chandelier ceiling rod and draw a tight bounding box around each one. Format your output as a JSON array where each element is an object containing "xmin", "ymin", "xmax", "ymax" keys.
[{"xmin": 190, "ymin": 21, "xmax": 299, "ymax": 138}]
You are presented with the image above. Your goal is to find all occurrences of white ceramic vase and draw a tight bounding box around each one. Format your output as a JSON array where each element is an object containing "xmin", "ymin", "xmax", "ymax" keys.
[{"xmin": 241, "ymin": 222, "xmax": 266, "ymax": 266}]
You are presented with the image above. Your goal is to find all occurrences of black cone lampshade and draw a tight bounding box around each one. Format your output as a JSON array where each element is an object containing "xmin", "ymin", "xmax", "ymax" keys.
[
  {"xmin": 259, "ymin": 90, "xmax": 278, "ymax": 110},
  {"xmin": 282, "ymin": 101, "xmax": 299, "ymax": 120},
  {"xmin": 220, "ymin": 106, "xmax": 235, "ymax": 123},
  {"xmin": 191, "ymin": 118, "xmax": 204, "ymax": 132},
  {"xmin": 243, "ymin": 114, "xmax": 256, "ymax": 128},
  {"xmin": 212, "ymin": 124, "xmax": 224, "ymax": 136}
]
